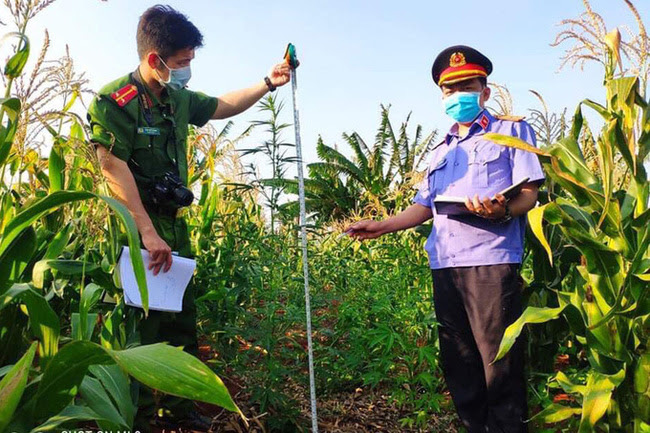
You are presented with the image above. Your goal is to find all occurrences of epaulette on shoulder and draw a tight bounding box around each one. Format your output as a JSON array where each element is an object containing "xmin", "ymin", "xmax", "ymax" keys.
[
  {"xmin": 495, "ymin": 114, "xmax": 526, "ymax": 122},
  {"xmin": 110, "ymin": 84, "xmax": 138, "ymax": 108}
]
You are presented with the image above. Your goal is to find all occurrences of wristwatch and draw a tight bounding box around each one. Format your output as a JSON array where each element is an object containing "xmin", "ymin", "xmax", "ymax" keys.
[
  {"xmin": 493, "ymin": 204, "xmax": 512, "ymax": 224},
  {"xmin": 264, "ymin": 76, "xmax": 276, "ymax": 92}
]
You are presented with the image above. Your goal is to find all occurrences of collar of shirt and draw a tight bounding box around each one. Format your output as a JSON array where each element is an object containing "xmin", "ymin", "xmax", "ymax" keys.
[
  {"xmin": 445, "ymin": 109, "xmax": 495, "ymax": 144},
  {"xmin": 132, "ymin": 68, "xmax": 171, "ymax": 108},
  {"xmin": 145, "ymin": 83, "xmax": 171, "ymax": 107}
]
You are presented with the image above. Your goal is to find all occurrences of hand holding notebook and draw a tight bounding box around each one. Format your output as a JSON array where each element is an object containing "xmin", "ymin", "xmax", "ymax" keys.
[
  {"xmin": 433, "ymin": 177, "xmax": 530, "ymax": 216},
  {"xmin": 116, "ymin": 246, "xmax": 196, "ymax": 312}
]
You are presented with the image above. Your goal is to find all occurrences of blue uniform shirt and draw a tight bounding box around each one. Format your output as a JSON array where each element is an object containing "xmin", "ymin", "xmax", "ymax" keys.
[{"xmin": 414, "ymin": 110, "xmax": 545, "ymax": 269}]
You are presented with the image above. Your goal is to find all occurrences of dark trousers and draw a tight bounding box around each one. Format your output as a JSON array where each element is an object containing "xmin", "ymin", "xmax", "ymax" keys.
[
  {"xmin": 132, "ymin": 281, "xmax": 199, "ymax": 431},
  {"xmin": 133, "ymin": 213, "xmax": 198, "ymax": 430},
  {"xmin": 139, "ymin": 281, "xmax": 199, "ymax": 356},
  {"xmin": 432, "ymin": 264, "xmax": 527, "ymax": 433}
]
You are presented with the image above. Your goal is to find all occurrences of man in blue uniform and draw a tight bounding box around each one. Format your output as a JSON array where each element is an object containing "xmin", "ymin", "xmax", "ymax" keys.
[{"xmin": 347, "ymin": 45, "xmax": 545, "ymax": 432}]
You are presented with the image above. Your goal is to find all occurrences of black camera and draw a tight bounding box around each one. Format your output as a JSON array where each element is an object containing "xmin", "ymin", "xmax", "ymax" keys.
[{"xmin": 150, "ymin": 171, "xmax": 194, "ymax": 208}]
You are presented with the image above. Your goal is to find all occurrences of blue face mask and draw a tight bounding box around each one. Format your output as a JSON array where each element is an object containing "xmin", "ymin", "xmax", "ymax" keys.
[
  {"xmin": 156, "ymin": 55, "xmax": 191, "ymax": 90},
  {"xmin": 443, "ymin": 91, "xmax": 483, "ymax": 123}
]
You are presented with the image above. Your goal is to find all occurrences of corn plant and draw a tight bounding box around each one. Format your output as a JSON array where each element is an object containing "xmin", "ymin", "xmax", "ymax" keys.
[
  {"xmin": 0, "ymin": 2, "xmax": 240, "ymax": 431},
  {"xmin": 486, "ymin": 36, "xmax": 649, "ymax": 431}
]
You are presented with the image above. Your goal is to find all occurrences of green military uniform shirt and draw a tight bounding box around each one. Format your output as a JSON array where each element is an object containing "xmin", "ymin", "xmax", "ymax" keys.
[
  {"xmin": 87, "ymin": 71, "xmax": 217, "ymax": 255},
  {"xmin": 88, "ymin": 71, "xmax": 217, "ymax": 422}
]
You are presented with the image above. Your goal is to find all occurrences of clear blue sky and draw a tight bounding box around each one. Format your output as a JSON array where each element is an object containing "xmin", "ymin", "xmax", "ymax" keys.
[{"xmin": 6, "ymin": 0, "xmax": 648, "ymax": 172}]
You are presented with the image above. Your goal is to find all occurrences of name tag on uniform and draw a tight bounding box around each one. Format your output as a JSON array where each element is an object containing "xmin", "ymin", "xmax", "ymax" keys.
[{"xmin": 137, "ymin": 126, "xmax": 160, "ymax": 136}]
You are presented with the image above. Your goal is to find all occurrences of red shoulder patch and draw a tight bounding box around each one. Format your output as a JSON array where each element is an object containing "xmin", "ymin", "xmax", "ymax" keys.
[
  {"xmin": 110, "ymin": 84, "xmax": 138, "ymax": 107},
  {"xmin": 478, "ymin": 113, "xmax": 490, "ymax": 130}
]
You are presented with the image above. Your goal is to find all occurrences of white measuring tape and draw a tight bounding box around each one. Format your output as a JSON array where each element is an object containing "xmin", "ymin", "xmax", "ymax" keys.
[{"xmin": 287, "ymin": 43, "xmax": 319, "ymax": 433}]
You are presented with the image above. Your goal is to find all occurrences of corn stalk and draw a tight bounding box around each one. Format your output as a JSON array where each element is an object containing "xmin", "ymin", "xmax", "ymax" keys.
[{"xmin": 486, "ymin": 70, "xmax": 649, "ymax": 431}]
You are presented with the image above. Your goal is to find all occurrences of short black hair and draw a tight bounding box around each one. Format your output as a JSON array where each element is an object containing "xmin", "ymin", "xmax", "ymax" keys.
[
  {"xmin": 136, "ymin": 5, "xmax": 203, "ymax": 60},
  {"xmin": 477, "ymin": 77, "xmax": 487, "ymax": 87}
]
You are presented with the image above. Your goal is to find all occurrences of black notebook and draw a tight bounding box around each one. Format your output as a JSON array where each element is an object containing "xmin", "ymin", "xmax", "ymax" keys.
[{"xmin": 433, "ymin": 177, "xmax": 530, "ymax": 216}]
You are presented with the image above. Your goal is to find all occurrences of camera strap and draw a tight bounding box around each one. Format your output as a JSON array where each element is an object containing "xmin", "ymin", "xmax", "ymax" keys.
[
  {"xmin": 131, "ymin": 69, "xmax": 157, "ymax": 149},
  {"xmin": 132, "ymin": 68, "xmax": 183, "ymax": 178}
]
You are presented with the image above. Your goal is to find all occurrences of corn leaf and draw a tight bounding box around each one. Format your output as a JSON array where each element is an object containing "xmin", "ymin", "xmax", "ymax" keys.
[
  {"xmin": 88, "ymin": 364, "xmax": 136, "ymax": 427},
  {"xmin": 0, "ymin": 191, "xmax": 148, "ymax": 313},
  {"xmin": 31, "ymin": 340, "xmax": 241, "ymax": 423},
  {"xmin": 556, "ymin": 371, "xmax": 587, "ymax": 395},
  {"xmin": 0, "ymin": 342, "xmax": 36, "ymax": 432},
  {"xmin": 578, "ymin": 369, "xmax": 625, "ymax": 433},
  {"xmin": 109, "ymin": 343, "xmax": 240, "ymax": 414},
  {"xmin": 48, "ymin": 141, "xmax": 65, "ymax": 192},
  {"xmin": 16, "ymin": 287, "xmax": 60, "ymax": 366},
  {"xmin": 0, "ymin": 98, "xmax": 21, "ymax": 170},
  {"xmin": 493, "ymin": 306, "xmax": 566, "ymax": 363},
  {"xmin": 31, "ymin": 260, "xmax": 99, "ymax": 290},
  {"xmin": 33, "ymin": 340, "xmax": 112, "ymax": 419},
  {"xmin": 2, "ymin": 32, "xmax": 30, "ymax": 79},
  {"xmin": 0, "ymin": 226, "xmax": 35, "ymax": 295},
  {"xmin": 527, "ymin": 204, "xmax": 553, "ymax": 265},
  {"xmin": 29, "ymin": 405, "xmax": 110, "ymax": 433},
  {"xmin": 530, "ymin": 403, "xmax": 581, "ymax": 423},
  {"xmin": 78, "ymin": 376, "xmax": 127, "ymax": 431}
]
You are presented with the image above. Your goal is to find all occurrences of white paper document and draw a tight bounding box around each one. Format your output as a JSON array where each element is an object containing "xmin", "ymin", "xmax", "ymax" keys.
[{"xmin": 117, "ymin": 246, "xmax": 196, "ymax": 312}]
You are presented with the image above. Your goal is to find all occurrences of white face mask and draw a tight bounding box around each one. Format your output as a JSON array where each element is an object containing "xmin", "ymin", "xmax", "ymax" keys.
[{"xmin": 156, "ymin": 55, "xmax": 191, "ymax": 90}]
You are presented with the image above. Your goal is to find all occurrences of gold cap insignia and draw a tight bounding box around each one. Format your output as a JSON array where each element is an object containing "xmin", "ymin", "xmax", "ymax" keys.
[{"xmin": 449, "ymin": 52, "xmax": 467, "ymax": 68}]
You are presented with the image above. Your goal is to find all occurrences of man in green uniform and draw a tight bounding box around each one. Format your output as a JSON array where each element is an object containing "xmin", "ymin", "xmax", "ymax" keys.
[{"xmin": 87, "ymin": 5, "xmax": 291, "ymax": 430}]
